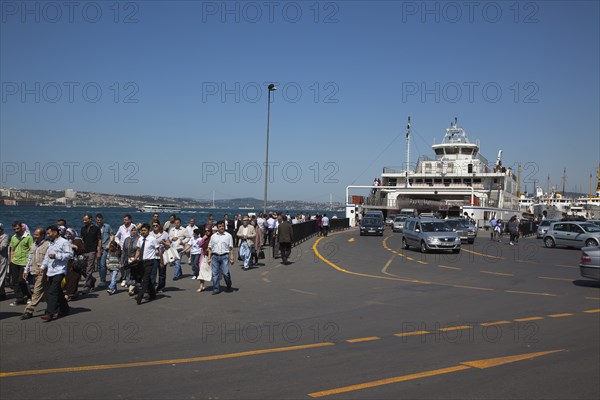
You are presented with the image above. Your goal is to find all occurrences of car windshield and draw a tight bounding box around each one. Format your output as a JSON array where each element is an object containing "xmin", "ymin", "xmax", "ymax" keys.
[
  {"xmin": 363, "ymin": 218, "xmax": 381, "ymax": 225},
  {"xmin": 582, "ymin": 223, "xmax": 600, "ymax": 233},
  {"xmin": 421, "ymin": 222, "xmax": 451, "ymax": 232},
  {"xmin": 446, "ymin": 220, "xmax": 468, "ymax": 228},
  {"xmin": 394, "ymin": 217, "xmax": 406, "ymax": 222}
]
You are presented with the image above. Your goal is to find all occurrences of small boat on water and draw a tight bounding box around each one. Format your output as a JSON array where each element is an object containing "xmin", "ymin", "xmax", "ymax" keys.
[{"xmin": 138, "ymin": 204, "xmax": 180, "ymax": 213}]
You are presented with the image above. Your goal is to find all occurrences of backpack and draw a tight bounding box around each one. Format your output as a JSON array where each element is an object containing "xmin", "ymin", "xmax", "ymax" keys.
[{"xmin": 72, "ymin": 254, "xmax": 88, "ymax": 277}]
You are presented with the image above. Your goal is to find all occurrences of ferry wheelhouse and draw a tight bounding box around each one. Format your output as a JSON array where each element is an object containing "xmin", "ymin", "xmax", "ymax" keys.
[{"xmin": 361, "ymin": 118, "xmax": 520, "ymax": 226}]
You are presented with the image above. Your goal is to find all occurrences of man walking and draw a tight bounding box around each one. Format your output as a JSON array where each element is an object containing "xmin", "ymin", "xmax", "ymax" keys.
[
  {"xmin": 321, "ymin": 213, "xmax": 330, "ymax": 237},
  {"xmin": 0, "ymin": 223, "xmax": 9, "ymax": 301},
  {"xmin": 236, "ymin": 216, "xmax": 256, "ymax": 270},
  {"xmin": 208, "ymin": 221, "xmax": 234, "ymax": 294},
  {"xmin": 40, "ymin": 225, "xmax": 72, "ymax": 321},
  {"xmin": 21, "ymin": 228, "xmax": 50, "ymax": 319},
  {"xmin": 169, "ymin": 218, "xmax": 190, "ymax": 280},
  {"xmin": 9, "ymin": 221, "xmax": 33, "ymax": 306},
  {"xmin": 277, "ymin": 215, "xmax": 294, "ymax": 264},
  {"xmin": 80, "ymin": 213, "xmax": 102, "ymax": 294},
  {"xmin": 134, "ymin": 224, "xmax": 159, "ymax": 305},
  {"xmin": 96, "ymin": 213, "xmax": 114, "ymax": 288}
]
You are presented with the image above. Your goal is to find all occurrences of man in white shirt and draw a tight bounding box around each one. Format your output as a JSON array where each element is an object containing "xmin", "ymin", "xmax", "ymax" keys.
[
  {"xmin": 169, "ymin": 218, "xmax": 190, "ymax": 280},
  {"xmin": 40, "ymin": 225, "xmax": 73, "ymax": 321},
  {"xmin": 208, "ymin": 221, "xmax": 234, "ymax": 295},
  {"xmin": 115, "ymin": 214, "xmax": 135, "ymax": 248},
  {"xmin": 321, "ymin": 213, "xmax": 330, "ymax": 237},
  {"xmin": 134, "ymin": 224, "xmax": 160, "ymax": 305}
]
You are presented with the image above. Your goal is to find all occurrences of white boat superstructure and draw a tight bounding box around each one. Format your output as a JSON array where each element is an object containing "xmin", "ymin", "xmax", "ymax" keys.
[
  {"xmin": 364, "ymin": 118, "xmax": 521, "ymax": 226},
  {"xmin": 139, "ymin": 204, "xmax": 180, "ymax": 213}
]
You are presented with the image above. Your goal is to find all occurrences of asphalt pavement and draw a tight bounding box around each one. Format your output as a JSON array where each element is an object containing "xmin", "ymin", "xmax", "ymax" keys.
[{"xmin": 1, "ymin": 228, "xmax": 599, "ymax": 399}]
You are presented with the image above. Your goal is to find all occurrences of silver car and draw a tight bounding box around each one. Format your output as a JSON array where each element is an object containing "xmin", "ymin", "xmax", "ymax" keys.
[
  {"xmin": 580, "ymin": 246, "xmax": 600, "ymax": 280},
  {"xmin": 543, "ymin": 221, "xmax": 600, "ymax": 249},
  {"xmin": 536, "ymin": 219, "xmax": 557, "ymax": 239},
  {"xmin": 445, "ymin": 218, "xmax": 477, "ymax": 244},
  {"xmin": 402, "ymin": 217, "xmax": 461, "ymax": 253},
  {"xmin": 392, "ymin": 216, "xmax": 406, "ymax": 232}
]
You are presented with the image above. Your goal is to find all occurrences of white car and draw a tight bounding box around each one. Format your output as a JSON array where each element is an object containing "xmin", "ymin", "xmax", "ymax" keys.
[{"xmin": 392, "ymin": 216, "xmax": 406, "ymax": 232}]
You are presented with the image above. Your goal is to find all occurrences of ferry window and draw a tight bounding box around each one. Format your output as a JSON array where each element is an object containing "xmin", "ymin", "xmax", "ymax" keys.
[
  {"xmin": 461, "ymin": 148, "xmax": 473, "ymax": 155},
  {"xmin": 445, "ymin": 147, "xmax": 458, "ymax": 155},
  {"xmin": 435, "ymin": 149, "xmax": 444, "ymax": 155}
]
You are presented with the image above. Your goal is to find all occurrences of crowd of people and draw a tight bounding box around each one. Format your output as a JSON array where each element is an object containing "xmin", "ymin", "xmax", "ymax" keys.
[
  {"xmin": 0, "ymin": 211, "xmax": 334, "ymax": 322},
  {"xmin": 488, "ymin": 215, "xmax": 521, "ymax": 245}
]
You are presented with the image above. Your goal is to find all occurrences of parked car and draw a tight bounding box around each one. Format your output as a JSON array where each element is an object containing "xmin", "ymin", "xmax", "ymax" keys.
[
  {"xmin": 579, "ymin": 246, "xmax": 600, "ymax": 280},
  {"xmin": 536, "ymin": 219, "xmax": 558, "ymax": 238},
  {"xmin": 385, "ymin": 214, "xmax": 398, "ymax": 227},
  {"xmin": 392, "ymin": 216, "xmax": 407, "ymax": 233},
  {"xmin": 445, "ymin": 218, "xmax": 477, "ymax": 244},
  {"xmin": 359, "ymin": 216, "xmax": 384, "ymax": 236},
  {"xmin": 402, "ymin": 217, "xmax": 461, "ymax": 253},
  {"xmin": 543, "ymin": 221, "xmax": 600, "ymax": 249}
]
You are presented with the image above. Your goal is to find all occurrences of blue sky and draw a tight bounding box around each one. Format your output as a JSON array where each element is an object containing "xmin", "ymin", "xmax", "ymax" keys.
[{"xmin": 1, "ymin": 0, "xmax": 599, "ymax": 203}]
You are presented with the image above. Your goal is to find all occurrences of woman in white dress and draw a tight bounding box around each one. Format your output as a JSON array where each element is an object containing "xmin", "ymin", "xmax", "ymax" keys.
[{"xmin": 196, "ymin": 225, "xmax": 213, "ymax": 292}]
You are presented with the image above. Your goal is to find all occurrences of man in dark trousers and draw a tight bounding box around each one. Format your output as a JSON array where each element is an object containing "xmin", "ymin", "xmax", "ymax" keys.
[
  {"xmin": 277, "ymin": 215, "xmax": 294, "ymax": 265},
  {"xmin": 80, "ymin": 213, "xmax": 102, "ymax": 294},
  {"xmin": 134, "ymin": 224, "xmax": 159, "ymax": 305}
]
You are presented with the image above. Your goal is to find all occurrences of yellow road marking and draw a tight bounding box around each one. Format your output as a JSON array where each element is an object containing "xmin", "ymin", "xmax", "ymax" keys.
[
  {"xmin": 555, "ymin": 264, "xmax": 578, "ymax": 269},
  {"xmin": 347, "ymin": 238, "xmax": 355, "ymax": 243},
  {"xmin": 538, "ymin": 276, "xmax": 573, "ymax": 282},
  {"xmin": 460, "ymin": 349, "xmax": 565, "ymax": 369},
  {"xmin": 308, "ymin": 350, "xmax": 564, "ymax": 398},
  {"xmin": 262, "ymin": 278, "xmax": 271, "ymax": 283},
  {"xmin": 312, "ymin": 238, "xmax": 430, "ymax": 284},
  {"xmin": 417, "ymin": 260, "xmax": 428, "ymax": 265},
  {"xmin": 505, "ymin": 290, "xmax": 556, "ymax": 297},
  {"xmin": 439, "ymin": 325, "xmax": 472, "ymax": 332},
  {"xmin": 514, "ymin": 316, "xmax": 544, "ymax": 322},
  {"xmin": 406, "ymin": 257, "xmax": 414, "ymax": 261},
  {"xmin": 452, "ymin": 285, "xmax": 495, "ymax": 291},
  {"xmin": 394, "ymin": 331, "xmax": 430, "ymax": 337},
  {"xmin": 547, "ymin": 313, "xmax": 573, "ymax": 318},
  {"xmin": 381, "ymin": 256, "xmax": 396, "ymax": 276},
  {"xmin": 309, "ymin": 365, "xmax": 471, "ymax": 397},
  {"xmin": 438, "ymin": 264, "xmax": 461, "ymax": 270},
  {"xmin": 0, "ymin": 342, "xmax": 335, "ymax": 378},
  {"xmin": 461, "ymin": 248, "xmax": 503, "ymax": 259},
  {"xmin": 583, "ymin": 309, "xmax": 600, "ymax": 313},
  {"xmin": 480, "ymin": 321, "xmax": 511, "ymax": 326},
  {"xmin": 585, "ymin": 297, "xmax": 600, "ymax": 300},
  {"xmin": 480, "ymin": 270, "xmax": 514, "ymax": 277},
  {"xmin": 346, "ymin": 336, "xmax": 380, "ymax": 343}
]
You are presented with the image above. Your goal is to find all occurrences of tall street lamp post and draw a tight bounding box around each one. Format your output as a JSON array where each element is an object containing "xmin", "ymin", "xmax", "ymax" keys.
[{"xmin": 264, "ymin": 83, "xmax": 277, "ymax": 215}]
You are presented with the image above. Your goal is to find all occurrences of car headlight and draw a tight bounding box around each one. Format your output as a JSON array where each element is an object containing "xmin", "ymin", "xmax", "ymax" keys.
[{"xmin": 426, "ymin": 237, "xmax": 440, "ymax": 244}]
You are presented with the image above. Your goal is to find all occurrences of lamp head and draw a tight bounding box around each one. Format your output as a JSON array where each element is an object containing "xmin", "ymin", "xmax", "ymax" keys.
[{"xmin": 268, "ymin": 83, "xmax": 277, "ymax": 91}]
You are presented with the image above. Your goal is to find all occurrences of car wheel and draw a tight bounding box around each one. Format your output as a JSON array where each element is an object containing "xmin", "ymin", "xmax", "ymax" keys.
[
  {"xmin": 402, "ymin": 237, "xmax": 409, "ymax": 249},
  {"xmin": 544, "ymin": 237, "xmax": 555, "ymax": 248},
  {"xmin": 359, "ymin": 232, "xmax": 363, "ymax": 236},
  {"xmin": 585, "ymin": 239, "xmax": 598, "ymax": 247},
  {"xmin": 420, "ymin": 241, "xmax": 428, "ymax": 253}
]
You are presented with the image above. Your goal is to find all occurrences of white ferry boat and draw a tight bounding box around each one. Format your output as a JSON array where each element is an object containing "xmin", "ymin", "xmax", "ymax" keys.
[
  {"xmin": 355, "ymin": 118, "xmax": 521, "ymax": 227},
  {"xmin": 139, "ymin": 203, "xmax": 180, "ymax": 213}
]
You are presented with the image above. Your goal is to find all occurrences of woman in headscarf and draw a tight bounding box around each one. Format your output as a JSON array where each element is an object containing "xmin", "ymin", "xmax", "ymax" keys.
[{"xmin": 64, "ymin": 228, "xmax": 86, "ymax": 301}]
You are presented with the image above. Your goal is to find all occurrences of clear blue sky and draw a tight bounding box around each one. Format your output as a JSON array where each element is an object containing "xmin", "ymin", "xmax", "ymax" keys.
[{"xmin": 1, "ymin": 1, "xmax": 599, "ymax": 203}]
